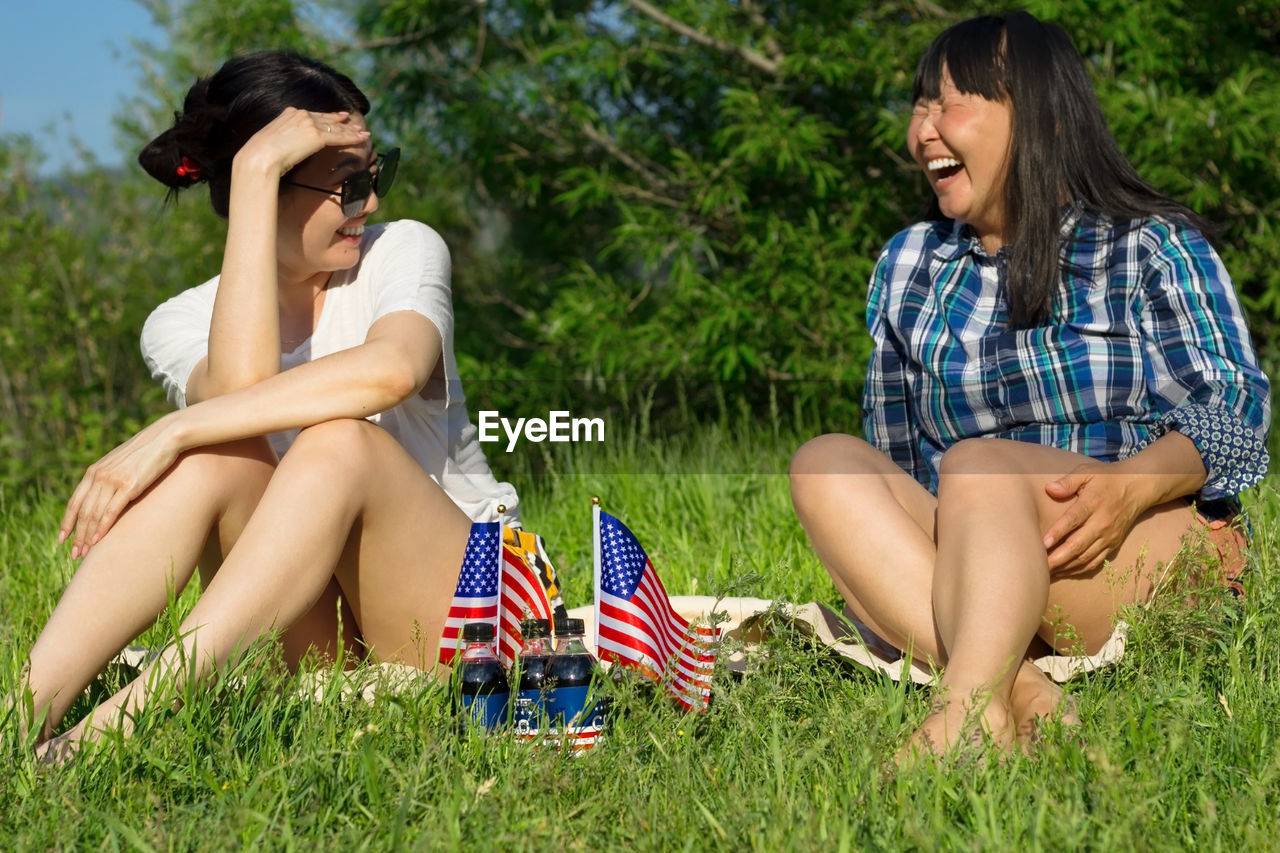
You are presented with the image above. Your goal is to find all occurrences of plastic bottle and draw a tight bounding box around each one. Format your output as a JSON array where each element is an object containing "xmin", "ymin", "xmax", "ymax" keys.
[
  {"xmin": 455, "ymin": 622, "xmax": 509, "ymax": 733},
  {"xmin": 512, "ymin": 618, "xmax": 553, "ymax": 742},
  {"xmin": 545, "ymin": 616, "xmax": 608, "ymax": 751}
]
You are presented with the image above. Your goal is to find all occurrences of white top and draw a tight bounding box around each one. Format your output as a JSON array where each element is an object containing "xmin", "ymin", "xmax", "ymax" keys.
[{"xmin": 141, "ymin": 219, "xmax": 520, "ymax": 525}]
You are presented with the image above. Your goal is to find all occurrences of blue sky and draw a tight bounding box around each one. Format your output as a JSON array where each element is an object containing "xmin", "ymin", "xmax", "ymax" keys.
[{"xmin": 0, "ymin": 0, "xmax": 165, "ymax": 174}]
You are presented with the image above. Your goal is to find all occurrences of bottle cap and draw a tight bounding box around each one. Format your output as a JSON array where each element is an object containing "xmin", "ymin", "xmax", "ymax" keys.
[
  {"xmin": 560, "ymin": 618, "xmax": 585, "ymax": 636},
  {"xmin": 463, "ymin": 622, "xmax": 496, "ymax": 642},
  {"xmin": 521, "ymin": 618, "xmax": 551, "ymax": 638}
]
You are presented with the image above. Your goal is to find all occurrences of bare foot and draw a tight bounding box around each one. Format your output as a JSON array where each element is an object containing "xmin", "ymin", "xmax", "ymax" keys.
[
  {"xmin": 1009, "ymin": 662, "xmax": 1081, "ymax": 749},
  {"xmin": 34, "ymin": 730, "xmax": 81, "ymax": 767},
  {"xmin": 898, "ymin": 691, "xmax": 1015, "ymax": 763}
]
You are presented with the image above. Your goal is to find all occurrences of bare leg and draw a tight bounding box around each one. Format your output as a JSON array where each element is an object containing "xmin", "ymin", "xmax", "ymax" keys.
[
  {"xmin": 21, "ymin": 438, "xmax": 276, "ymax": 742},
  {"xmin": 792, "ymin": 434, "xmax": 1203, "ymax": 756},
  {"xmin": 40, "ymin": 419, "xmax": 470, "ymax": 753},
  {"xmin": 916, "ymin": 439, "xmax": 1199, "ymax": 754},
  {"xmin": 790, "ymin": 434, "xmax": 942, "ymax": 664},
  {"xmin": 924, "ymin": 441, "xmax": 1052, "ymax": 750},
  {"xmin": 198, "ymin": 531, "xmax": 360, "ymax": 668}
]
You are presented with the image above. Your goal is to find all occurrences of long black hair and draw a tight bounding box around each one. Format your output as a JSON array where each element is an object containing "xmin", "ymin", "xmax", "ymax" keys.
[
  {"xmin": 912, "ymin": 11, "xmax": 1214, "ymax": 327},
  {"xmin": 138, "ymin": 51, "xmax": 370, "ymax": 217}
]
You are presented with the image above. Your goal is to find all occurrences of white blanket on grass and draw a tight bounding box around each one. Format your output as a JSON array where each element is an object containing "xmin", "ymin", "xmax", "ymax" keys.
[{"xmin": 567, "ymin": 596, "xmax": 1128, "ymax": 685}]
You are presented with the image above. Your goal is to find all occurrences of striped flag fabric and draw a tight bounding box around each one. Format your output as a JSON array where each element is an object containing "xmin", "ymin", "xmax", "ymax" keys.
[
  {"xmin": 593, "ymin": 507, "xmax": 717, "ymax": 712},
  {"xmin": 497, "ymin": 533, "xmax": 555, "ymax": 667},
  {"xmin": 439, "ymin": 521, "xmax": 502, "ymax": 665},
  {"xmin": 440, "ymin": 522, "xmax": 556, "ymax": 668}
]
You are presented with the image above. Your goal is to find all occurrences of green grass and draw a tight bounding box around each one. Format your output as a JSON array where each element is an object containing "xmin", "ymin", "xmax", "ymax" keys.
[{"xmin": 3, "ymin": 424, "xmax": 1280, "ymax": 851}]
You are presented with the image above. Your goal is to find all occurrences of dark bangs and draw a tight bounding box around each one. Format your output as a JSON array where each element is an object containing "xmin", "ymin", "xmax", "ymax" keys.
[{"xmin": 911, "ymin": 16, "xmax": 1009, "ymax": 102}]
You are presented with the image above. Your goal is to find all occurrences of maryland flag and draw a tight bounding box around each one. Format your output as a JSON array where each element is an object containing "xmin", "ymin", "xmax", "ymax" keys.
[{"xmin": 503, "ymin": 527, "xmax": 570, "ymax": 626}]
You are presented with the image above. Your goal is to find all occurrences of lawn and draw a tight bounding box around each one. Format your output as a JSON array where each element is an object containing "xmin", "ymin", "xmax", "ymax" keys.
[{"xmin": 3, "ymin": 423, "xmax": 1278, "ymax": 851}]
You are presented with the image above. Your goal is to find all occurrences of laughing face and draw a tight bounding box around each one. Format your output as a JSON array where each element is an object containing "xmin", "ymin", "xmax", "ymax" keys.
[
  {"xmin": 276, "ymin": 114, "xmax": 378, "ymax": 285},
  {"xmin": 907, "ymin": 69, "xmax": 1013, "ymax": 252}
]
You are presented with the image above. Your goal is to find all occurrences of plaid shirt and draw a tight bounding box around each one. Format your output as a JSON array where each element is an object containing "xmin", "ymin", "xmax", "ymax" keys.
[{"xmin": 863, "ymin": 207, "xmax": 1271, "ymax": 502}]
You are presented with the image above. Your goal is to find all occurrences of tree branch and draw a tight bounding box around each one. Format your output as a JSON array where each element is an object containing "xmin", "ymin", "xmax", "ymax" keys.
[
  {"xmin": 329, "ymin": 1, "xmax": 483, "ymax": 54},
  {"xmin": 737, "ymin": 0, "xmax": 784, "ymax": 68},
  {"xmin": 622, "ymin": 0, "xmax": 782, "ymax": 77},
  {"xmin": 912, "ymin": 0, "xmax": 955, "ymax": 20},
  {"xmin": 579, "ymin": 121, "xmax": 670, "ymax": 191}
]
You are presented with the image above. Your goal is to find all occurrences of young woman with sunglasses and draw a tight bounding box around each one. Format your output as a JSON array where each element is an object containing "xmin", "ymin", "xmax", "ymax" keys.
[{"xmin": 20, "ymin": 51, "xmax": 519, "ymax": 759}]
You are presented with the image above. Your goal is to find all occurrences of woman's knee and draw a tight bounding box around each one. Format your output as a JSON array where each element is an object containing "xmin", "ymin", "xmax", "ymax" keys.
[
  {"xmin": 790, "ymin": 433, "xmax": 882, "ymax": 477},
  {"xmin": 283, "ymin": 418, "xmax": 389, "ymax": 480},
  {"xmin": 937, "ymin": 440, "xmax": 1045, "ymax": 515},
  {"xmin": 791, "ymin": 434, "xmax": 861, "ymax": 505},
  {"xmin": 937, "ymin": 438, "xmax": 1018, "ymax": 478},
  {"xmin": 790, "ymin": 433, "xmax": 907, "ymax": 517}
]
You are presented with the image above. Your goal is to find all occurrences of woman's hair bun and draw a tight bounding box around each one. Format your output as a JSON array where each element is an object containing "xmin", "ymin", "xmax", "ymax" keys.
[
  {"xmin": 136, "ymin": 51, "xmax": 370, "ymax": 217},
  {"xmin": 137, "ymin": 125, "xmax": 197, "ymax": 190},
  {"xmin": 138, "ymin": 77, "xmax": 223, "ymax": 191}
]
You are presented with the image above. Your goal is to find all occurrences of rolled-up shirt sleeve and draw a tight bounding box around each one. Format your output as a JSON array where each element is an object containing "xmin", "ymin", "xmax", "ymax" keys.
[{"xmin": 1138, "ymin": 220, "xmax": 1271, "ymax": 500}]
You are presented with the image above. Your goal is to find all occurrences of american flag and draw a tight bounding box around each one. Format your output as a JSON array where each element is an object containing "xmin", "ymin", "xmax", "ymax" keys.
[
  {"xmin": 593, "ymin": 508, "xmax": 717, "ymax": 712},
  {"xmin": 439, "ymin": 522, "xmax": 502, "ymax": 665},
  {"xmin": 440, "ymin": 522, "xmax": 555, "ymax": 668},
  {"xmin": 497, "ymin": 537, "xmax": 554, "ymax": 667}
]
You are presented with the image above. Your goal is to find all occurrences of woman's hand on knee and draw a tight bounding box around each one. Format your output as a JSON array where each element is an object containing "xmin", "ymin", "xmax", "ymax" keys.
[
  {"xmin": 60, "ymin": 416, "xmax": 183, "ymax": 558},
  {"xmin": 1041, "ymin": 462, "xmax": 1146, "ymax": 575}
]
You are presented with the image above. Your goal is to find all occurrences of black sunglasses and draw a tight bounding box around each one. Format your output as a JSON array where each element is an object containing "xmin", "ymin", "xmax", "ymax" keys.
[{"xmin": 283, "ymin": 148, "xmax": 400, "ymax": 218}]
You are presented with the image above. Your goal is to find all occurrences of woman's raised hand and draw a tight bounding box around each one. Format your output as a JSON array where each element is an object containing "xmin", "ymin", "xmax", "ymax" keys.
[
  {"xmin": 58, "ymin": 416, "xmax": 184, "ymax": 559},
  {"xmin": 233, "ymin": 108, "xmax": 370, "ymax": 179}
]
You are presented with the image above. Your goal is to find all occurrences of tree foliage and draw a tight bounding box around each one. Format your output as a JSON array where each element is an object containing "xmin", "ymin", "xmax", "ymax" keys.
[
  {"xmin": 345, "ymin": 0, "xmax": 1280, "ymax": 421},
  {"xmin": 0, "ymin": 138, "xmax": 223, "ymax": 493},
  {"xmin": 3, "ymin": 0, "xmax": 1278, "ymax": 493}
]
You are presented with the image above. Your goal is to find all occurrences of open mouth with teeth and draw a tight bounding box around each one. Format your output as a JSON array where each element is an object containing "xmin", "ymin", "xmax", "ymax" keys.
[
  {"xmin": 338, "ymin": 225, "xmax": 364, "ymax": 239},
  {"xmin": 926, "ymin": 157, "xmax": 964, "ymax": 182}
]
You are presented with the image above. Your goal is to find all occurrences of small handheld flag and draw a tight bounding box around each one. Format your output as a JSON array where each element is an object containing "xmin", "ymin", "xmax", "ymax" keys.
[
  {"xmin": 497, "ymin": 529, "xmax": 556, "ymax": 666},
  {"xmin": 441, "ymin": 522, "xmax": 557, "ymax": 667},
  {"xmin": 439, "ymin": 522, "xmax": 502, "ymax": 665},
  {"xmin": 593, "ymin": 505, "xmax": 717, "ymax": 712}
]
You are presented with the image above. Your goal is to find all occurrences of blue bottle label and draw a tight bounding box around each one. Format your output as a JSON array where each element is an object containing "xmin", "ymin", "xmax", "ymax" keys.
[
  {"xmin": 460, "ymin": 691, "xmax": 509, "ymax": 731},
  {"xmin": 513, "ymin": 689, "xmax": 544, "ymax": 740},
  {"xmin": 546, "ymin": 686, "xmax": 607, "ymax": 751}
]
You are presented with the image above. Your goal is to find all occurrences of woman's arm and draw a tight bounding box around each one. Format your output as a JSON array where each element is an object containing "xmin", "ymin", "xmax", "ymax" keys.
[
  {"xmin": 61, "ymin": 310, "xmax": 439, "ymax": 557},
  {"xmin": 1136, "ymin": 219, "xmax": 1271, "ymax": 499},
  {"xmin": 1042, "ymin": 219, "xmax": 1271, "ymax": 573},
  {"xmin": 1041, "ymin": 431, "xmax": 1206, "ymax": 573},
  {"xmin": 175, "ymin": 311, "xmax": 437, "ymax": 446},
  {"xmin": 186, "ymin": 108, "xmax": 369, "ymax": 403}
]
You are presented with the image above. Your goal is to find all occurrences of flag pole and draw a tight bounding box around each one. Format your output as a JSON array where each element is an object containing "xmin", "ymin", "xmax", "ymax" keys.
[{"xmin": 591, "ymin": 495, "xmax": 602, "ymax": 657}]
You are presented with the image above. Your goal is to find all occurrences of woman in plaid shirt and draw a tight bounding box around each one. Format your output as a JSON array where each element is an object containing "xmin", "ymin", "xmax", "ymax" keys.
[{"xmin": 791, "ymin": 12, "xmax": 1270, "ymax": 756}]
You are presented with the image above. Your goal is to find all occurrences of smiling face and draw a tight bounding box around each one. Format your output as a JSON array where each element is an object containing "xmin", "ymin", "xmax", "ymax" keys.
[
  {"xmin": 907, "ymin": 70, "xmax": 1013, "ymax": 252},
  {"xmin": 276, "ymin": 114, "xmax": 378, "ymax": 286}
]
